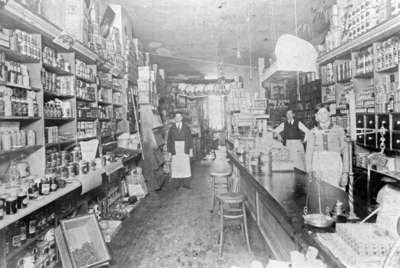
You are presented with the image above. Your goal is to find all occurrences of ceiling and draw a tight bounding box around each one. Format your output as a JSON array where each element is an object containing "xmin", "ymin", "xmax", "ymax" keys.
[{"xmin": 110, "ymin": 0, "xmax": 331, "ymax": 79}]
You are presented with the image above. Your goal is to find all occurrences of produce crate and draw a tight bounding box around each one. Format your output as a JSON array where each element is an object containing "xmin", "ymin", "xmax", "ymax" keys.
[{"xmin": 55, "ymin": 214, "xmax": 111, "ymax": 268}]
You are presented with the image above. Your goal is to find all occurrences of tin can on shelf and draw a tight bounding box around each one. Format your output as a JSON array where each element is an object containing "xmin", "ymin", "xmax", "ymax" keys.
[
  {"xmin": 17, "ymin": 190, "xmax": 28, "ymax": 209},
  {"xmin": 5, "ymin": 195, "xmax": 17, "ymax": 214}
]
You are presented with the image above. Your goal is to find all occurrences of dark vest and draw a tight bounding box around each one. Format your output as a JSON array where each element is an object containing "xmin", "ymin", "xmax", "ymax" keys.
[{"xmin": 283, "ymin": 119, "xmax": 302, "ymax": 140}]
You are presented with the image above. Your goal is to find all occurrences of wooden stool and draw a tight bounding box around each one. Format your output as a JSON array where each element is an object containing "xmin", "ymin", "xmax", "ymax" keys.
[
  {"xmin": 210, "ymin": 170, "xmax": 231, "ymax": 212},
  {"xmin": 216, "ymin": 192, "xmax": 251, "ymax": 257}
]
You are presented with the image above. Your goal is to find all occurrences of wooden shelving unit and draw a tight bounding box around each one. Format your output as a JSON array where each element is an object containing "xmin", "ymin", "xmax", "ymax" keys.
[{"xmin": 0, "ymin": 1, "xmax": 138, "ymax": 267}]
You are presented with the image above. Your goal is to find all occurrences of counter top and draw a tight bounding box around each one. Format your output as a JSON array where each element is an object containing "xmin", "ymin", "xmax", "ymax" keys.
[{"xmin": 227, "ymin": 151, "xmax": 369, "ymax": 268}]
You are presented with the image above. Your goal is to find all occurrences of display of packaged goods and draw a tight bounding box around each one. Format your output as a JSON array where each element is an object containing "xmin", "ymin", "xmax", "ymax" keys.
[
  {"xmin": 354, "ymin": 46, "xmax": 374, "ymax": 76},
  {"xmin": 0, "ymin": 87, "xmax": 39, "ymax": 117},
  {"xmin": 114, "ymin": 107, "xmax": 123, "ymax": 120},
  {"xmin": 321, "ymin": 84, "xmax": 336, "ymax": 103},
  {"xmin": 320, "ymin": 63, "xmax": 335, "ymax": 85},
  {"xmin": 44, "ymin": 99, "xmax": 73, "ymax": 119},
  {"xmin": 77, "ymin": 121, "xmax": 97, "ymax": 139},
  {"xmin": 299, "ymin": 72, "xmax": 319, "ymax": 86},
  {"xmin": 98, "ymin": 105, "xmax": 113, "ymax": 119},
  {"xmin": 76, "ymin": 81, "xmax": 96, "ymax": 101},
  {"xmin": 0, "ymin": 55, "xmax": 31, "ymax": 88},
  {"xmin": 0, "ymin": 27, "xmax": 40, "ymax": 60},
  {"xmin": 375, "ymin": 36, "xmax": 400, "ymax": 72},
  {"xmin": 75, "ymin": 59, "xmax": 95, "ymax": 82},
  {"xmin": 100, "ymin": 121, "xmax": 113, "ymax": 137},
  {"xmin": 41, "ymin": 70, "xmax": 75, "ymax": 96},
  {"xmin": 335, "ymin": 60, "xmax": 352, "ymax": 82},
  {"xmin": 42, "ymin": 46, "xmax": 71, "ymax": 73},
  {"xmin": 44, "ymin": 126, "xmax": 74, "ymax": 145},
  {"xmin": 77, "ymin": 101, "xmax": 97, "ymax": 119}
]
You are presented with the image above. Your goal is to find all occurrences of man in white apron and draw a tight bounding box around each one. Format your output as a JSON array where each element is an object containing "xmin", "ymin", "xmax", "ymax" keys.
[
  {"xmin": 167, "ymin": 112, "xmax": 193, "ymax": 189},
  {"xmin": 274, "ymin": 109, "xmax": 309, "ymax": 172}
]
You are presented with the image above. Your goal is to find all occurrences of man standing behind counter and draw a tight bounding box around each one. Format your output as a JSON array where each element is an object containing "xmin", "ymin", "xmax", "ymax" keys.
[{"xmin": 273, "ymin": 109, "xmax": 309, "ymax": 171}]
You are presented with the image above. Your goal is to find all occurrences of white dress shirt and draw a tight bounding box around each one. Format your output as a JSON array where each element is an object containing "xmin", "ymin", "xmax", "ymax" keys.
[{"xmin": 273, "ymin": 119, "xmax": 309, "ymax": 141}]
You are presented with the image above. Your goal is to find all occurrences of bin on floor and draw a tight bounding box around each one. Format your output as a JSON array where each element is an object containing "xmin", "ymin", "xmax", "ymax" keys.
[{"xmin": 55, "ymin": 214, "xmax": 111, "ymax": 268}]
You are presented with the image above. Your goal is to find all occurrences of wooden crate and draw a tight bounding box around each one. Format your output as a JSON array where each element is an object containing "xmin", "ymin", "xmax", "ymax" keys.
[{"xmin": 56, "ymin": 214, "xmax": 111, "ymax": 268}]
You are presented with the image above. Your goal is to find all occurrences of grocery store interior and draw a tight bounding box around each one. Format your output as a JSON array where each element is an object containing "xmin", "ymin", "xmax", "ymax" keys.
[{"xmin": 2, "ymin": 0, "xmax": 400, "ymax": 267}]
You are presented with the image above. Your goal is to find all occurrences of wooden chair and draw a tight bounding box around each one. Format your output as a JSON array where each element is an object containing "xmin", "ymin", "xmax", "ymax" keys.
[
  {"xmin": 216, "ymin": 192, "xmax": 251, "ymax": 257},
  {"xmin": 210, "ymin": 170, "xmax": 231, "ymax": 213}
]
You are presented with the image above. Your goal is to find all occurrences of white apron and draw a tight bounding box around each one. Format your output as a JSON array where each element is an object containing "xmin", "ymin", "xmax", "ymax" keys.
[
  {"xmin": 171, "ymin": 141, "xmax": 191, "ymax": 179},
  {"xmin": 286, "ymin": 139, "xmax": 306, "ymax": 172},
  {"xmin": 312, "ymin": 151, "xmax": 343, "ymax": 189}
]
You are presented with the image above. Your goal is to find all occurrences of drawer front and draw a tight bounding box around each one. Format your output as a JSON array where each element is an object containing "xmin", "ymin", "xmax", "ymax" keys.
[
  {"xmin": 377, "ymin": 114, "xmax": 389, "ymax": 129},
  {"xmin": 392, "ymin": 132, "xmax": 400, "ymax": 150},
  {"xmin": 392, "ymin": 114, "xmax": 400, "ymax": 131},
  {"xmin": 365, "ymin": 133, "xmax": 376, "ymax": 147},
  {"xmin": 356, "ymin": 132, "xmax": 365, "ymax": 145},
  {"xmin": 366, "ymin": 114, "xmax": 376, "ymax": 129},
  {"xmin": 356, "ymin": 114, "xmax": 364, "ymax": 128}
]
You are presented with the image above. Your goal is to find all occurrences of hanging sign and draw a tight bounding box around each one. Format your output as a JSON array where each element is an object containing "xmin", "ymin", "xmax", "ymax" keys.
[{"xmin": 53, "ymin": 31, "xmax": 74, "ymax": 50}]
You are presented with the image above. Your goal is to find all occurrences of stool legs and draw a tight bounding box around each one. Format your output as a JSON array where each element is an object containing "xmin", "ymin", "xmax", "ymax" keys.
[
  {"xmin": 211, "ymin": 176, "xmax": 215, "ymax": 212},
  {"xmin": 242, "ymin": 202, "xmax": 251, "ymax": 253},
  {"xmin": 218, "ymin": 201, "xmax": 224, "ymax": 257}
]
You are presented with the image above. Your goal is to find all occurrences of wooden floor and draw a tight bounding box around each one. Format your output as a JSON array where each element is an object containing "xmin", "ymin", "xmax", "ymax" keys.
[{"xmin": 109, "ymin": 160, "xmax": 269, "ymax": 268}]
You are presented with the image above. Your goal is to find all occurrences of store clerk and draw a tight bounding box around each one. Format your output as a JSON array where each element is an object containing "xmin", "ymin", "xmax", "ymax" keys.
[
  {"xmin": 273, "ymin": 109, "xmax": 309, "ymax": 171},
  {"xmin": 305, "ymin": 106, "xmax": 349, "ymax": 189}
]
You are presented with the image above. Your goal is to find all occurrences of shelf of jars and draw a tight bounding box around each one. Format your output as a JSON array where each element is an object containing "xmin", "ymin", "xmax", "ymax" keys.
[{"xmin": 0, "ymin": 181, "xmax": 81, "ymax": 231}]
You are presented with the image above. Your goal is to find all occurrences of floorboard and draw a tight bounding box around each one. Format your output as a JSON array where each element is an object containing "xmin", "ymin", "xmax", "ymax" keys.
[{"xmin": 109, "ymin": 161, "xmax": 270, "ymax": 268}]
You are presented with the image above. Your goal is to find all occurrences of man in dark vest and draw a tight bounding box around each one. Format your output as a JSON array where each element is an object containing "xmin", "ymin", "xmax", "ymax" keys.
[
  {"xmin": 273, "ymin": 109, "xmax": 309, "ymax": 171},
  {"xmin": 167, "ymin": 111, "xmax": 193, "ymax": 189}
]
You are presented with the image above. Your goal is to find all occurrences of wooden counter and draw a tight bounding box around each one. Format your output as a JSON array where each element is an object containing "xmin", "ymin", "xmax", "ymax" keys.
[{"xmin": 228, "ymin": 151, "xmax": 369, "ymax": 268}]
